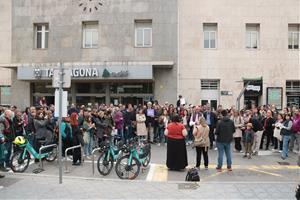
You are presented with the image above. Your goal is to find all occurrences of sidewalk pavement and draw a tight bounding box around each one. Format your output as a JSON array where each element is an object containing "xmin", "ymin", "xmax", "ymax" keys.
[{"xmin": 0, "ymin": 173, "xmax": 297, "ymax": 200}]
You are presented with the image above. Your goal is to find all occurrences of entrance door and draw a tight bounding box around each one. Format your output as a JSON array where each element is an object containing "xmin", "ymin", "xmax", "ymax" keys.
[
  {"xmin": 244, "ymin": 96, "xmax": 258, "ymax": 109},
  {"xmin": 201, "ymin": 99, "xmax": 218, "ymax": 111}
]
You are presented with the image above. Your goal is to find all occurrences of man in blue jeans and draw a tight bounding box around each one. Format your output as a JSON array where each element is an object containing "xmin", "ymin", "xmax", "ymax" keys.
[{"xmin": 215, "ymin": 109, "xmax": 235, "ymax": 172}]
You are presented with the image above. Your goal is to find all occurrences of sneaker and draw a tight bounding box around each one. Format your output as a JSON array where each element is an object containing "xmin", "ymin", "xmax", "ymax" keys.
[
  {"xmin": 205, "ymin": 166, "xmax": 208, "ymax": 170},
  {"xmin": 216, "ymin": 167, "xmax": 222, "ymax": 172},
  {"xmin": 227, "ymin": 166, "xmax": 233, "ymax": 171},
  {"xmin": 278, "ymin": 150, "xmax": 282, "ymax": 153},
  {"xmin": 281, "ymin": 156, "xmax": 286, "ymax": 160},
  {"xmin": 239, "ymin": 150, "xmax": 243, "ymax": 153},
  {"xmin": 214, "ymin": 147, "xmax": 218, "ymax": 151},
  {"xmin": 0, "ymin": 174, "xmax": 4, "ymax": 178},
  {"xmin": 243, "ymin": 155, "xmax": 247, "ymax": 158},
  {"xmin": 248, "ymin": 156, "xmax": 252, "ymax": 159},
  {"xmin": 0, "ymin": 165, "xmax": 9, "ymax": 172},
  {"xmin": 252, "ymin": 151, "xmax": 258, "ymax": 156},
  {"xmin": 157, "ymin": 143, "xmax": 161, "ymax": 146}
]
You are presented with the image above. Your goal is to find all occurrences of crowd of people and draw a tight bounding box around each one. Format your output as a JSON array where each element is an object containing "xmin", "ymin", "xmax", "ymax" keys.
[{"xmin": 0, "ymin": 95, "xmax": 299, "ymax": 178}]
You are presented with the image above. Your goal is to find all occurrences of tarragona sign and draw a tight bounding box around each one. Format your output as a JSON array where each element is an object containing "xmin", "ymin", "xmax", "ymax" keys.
[{"xmin": 39, "ymin": 68, "xmax": 129, "ymax": 78}]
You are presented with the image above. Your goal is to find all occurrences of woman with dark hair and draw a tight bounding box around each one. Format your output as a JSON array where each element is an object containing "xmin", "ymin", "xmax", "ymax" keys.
[
  {"xmin": 164, "ymin": 115, "xmax": 188, "ymax": 170},
  {"xmin": 70, "ymin": 113, "xmax": 84, "ymax": 165},
  {"xmin": 281, "ymin": 114, "xmax": 293, "ymax": 160}
]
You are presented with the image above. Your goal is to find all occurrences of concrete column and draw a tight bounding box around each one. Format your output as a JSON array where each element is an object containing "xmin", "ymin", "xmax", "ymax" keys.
[
  {"xmin": 71, "ymin": 82, "xmax": 76, "ymax": 104},
  {"xmin": 11, "ymin": 69, "xmax": 30, "ymax": 110},
  {"xmin": 105, "ymin": 83, "xmax": 110, "ymax": 105}
]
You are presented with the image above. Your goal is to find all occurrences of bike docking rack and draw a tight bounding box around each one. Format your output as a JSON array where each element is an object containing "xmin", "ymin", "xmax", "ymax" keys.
[
  {"xmin": 91, "ymin": 147, "xmax": 102, "ymax": 175},
  {"xmin": 64, "ymin": 145, "xmax": 83, "ymax": 173},
  {"xmin": 33, "ymin": 144, "xmax": 58, "ymax": 174}
]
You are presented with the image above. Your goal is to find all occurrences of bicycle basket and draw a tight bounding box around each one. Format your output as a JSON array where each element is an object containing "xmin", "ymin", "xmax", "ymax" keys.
[{"xmin": 139, "ymin": 144, "xmax": 151, "ymax": 159}]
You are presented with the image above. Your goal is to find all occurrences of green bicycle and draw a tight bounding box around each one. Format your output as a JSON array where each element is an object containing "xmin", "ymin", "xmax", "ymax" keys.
[
  {"xmin": 10, "ymin": 136, "xmax": 57, "ymax": 173},
  {"xmin": 97, "ymin": 137, "xmax": 126, "ymax": 176},
  {"xmin": 115, "ymin": 138, "xmax": 151, "ymax": 180}
]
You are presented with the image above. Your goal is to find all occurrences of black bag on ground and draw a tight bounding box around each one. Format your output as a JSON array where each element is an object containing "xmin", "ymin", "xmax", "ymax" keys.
[{"xmin": 185, "ymin": 167, "xmax": 200, "ymax": 182}]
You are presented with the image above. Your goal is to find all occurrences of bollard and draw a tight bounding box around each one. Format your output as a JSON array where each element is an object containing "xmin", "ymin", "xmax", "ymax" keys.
[
  {"xmin": 92, "ymin": 148, "xmax": 102, "ymax": 175},
  {"xmin": 38, "ymin": 144, "xmax": 58, "ymax": 169},
  {"xmin": 64, "ymin": 145, "xmax": 81, "ymax": 173}
]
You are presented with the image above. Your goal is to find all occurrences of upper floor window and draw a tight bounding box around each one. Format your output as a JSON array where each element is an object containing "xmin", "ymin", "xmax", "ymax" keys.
[
  {"xmin": 203, "ymin": 23, "xmax": 217, "ymax": 49},
  {"xmin": 246, "ymin": 24, "xmax": 260, "ymax": 49},
  {"xmin": 135, "ymin": 20, "xmax": 152, "ymax": 48},
  {"xmin": 288, "ymin": 24, "xmax": 299, "ymax": 50},
  {"xmin": 34, "ymin": 23, "xmax": 49, "ymax": 49},
  {"xmin": 82, "ymin": 21, "xmax": 98, "ymax": 48},
  {"xmin": 201, "ymin": 79, "xmax": 219, "ymax": 90}
]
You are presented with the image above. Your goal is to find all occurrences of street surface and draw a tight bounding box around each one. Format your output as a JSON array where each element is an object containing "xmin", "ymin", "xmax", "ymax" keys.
[{"xmin": 0, "ymin": 144, "xmax": 299, "ymax": 199}]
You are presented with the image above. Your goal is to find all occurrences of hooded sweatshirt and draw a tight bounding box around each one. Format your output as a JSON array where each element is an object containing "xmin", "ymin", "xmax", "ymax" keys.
[{"xmin": 215, "ymin": 116, "xmax": 235, "ymax": 143}]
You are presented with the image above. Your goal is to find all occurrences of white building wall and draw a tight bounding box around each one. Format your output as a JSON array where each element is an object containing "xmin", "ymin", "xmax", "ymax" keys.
[{"xmin": 178, "ymin": 0, "xmax": 300, "ymax": 109}]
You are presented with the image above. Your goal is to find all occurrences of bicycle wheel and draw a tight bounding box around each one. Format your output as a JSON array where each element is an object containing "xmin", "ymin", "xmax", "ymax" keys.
[
  {"xmin": 97, "ymin": 150, "xmax": 113, "ymax": 176},
  {"xmin": 45, "ymin": 147, "xmax": 57, "ymax": 162},
  {"xmin": 10, "ymin": 150, "xmax": 30, "ymax": 173},
  {"xmin": 142, "ymin": 151, "xmax": 151, "ymax": 167},
  {"xmin": 115, "ymin": 155, "xmax": 140, "ymax": 180}
]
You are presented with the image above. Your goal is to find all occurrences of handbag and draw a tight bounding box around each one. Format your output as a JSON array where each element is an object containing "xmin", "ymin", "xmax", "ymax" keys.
[
  {"xmin": 193, "ymin": 126, "xmax": 208, "ymax": 147},
  {"xmin": 83, "ymin": 131, "xmax": 89, "ymax": 144}
]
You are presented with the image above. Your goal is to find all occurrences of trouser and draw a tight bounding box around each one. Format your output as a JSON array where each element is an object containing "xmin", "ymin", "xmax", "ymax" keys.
[
  {"xmin": 289, "ymin": 133, "xmax": 300, "ymax": 152},
  {"xmin": 209, "ymin": 126, "xmax": 215, "ymax": 148},
  {"xmin": 273, "ymin": 137, "xmax": 279, "ymax": 149},
  {"xmin": 158, "ymin": 127, "xmax": 166, "ymax": 143},
  {"xmin": 0, "ymin": 143, "xmax": 5, "ymax": 167},
  {"xmin": 253, "ymin": 130, "xmax": 263, "ymax": 153},
  {"xmin": 216, "ymin": 142, "xmax": 232, "ymax": 168},
  {"xmin": 244, "ymin": 142, "xmax": 253, "ymax": 155},
  {"xmin": 282, "ymin": 135, "xmax": 291, "ymax": 159},
  {"xmin": 3, "ymin": 141, "xmax": 12, "ymax": 166},
  {"xmin": 147, "ymin": 124, "xmax": 154, "ymax": 142},
  {"xmin": 195, "ymin": 146, "xmax": 209, "ymax": 167},
  {"xmin": 234, "ymin": 137, "xmax": 242, "ymax": 151},
  {"xmin": 264, "ymin": 132, "xmax": 273, "ymax": 150},
  {"xmin": 124, "ymin": 125, "xmax": 134, "ymax": 142}
]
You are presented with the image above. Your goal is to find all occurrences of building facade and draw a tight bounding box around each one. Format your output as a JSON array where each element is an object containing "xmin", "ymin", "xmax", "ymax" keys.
[
  {"xmin": 0, "ymin": 0, "xmax": 178, "ymax": 110},
  {"xmin": 0, "ymin": 0, "xmax": 300, "ymax": 110},
  {"xmin": 178, "ymin": 0, "xmax": 300, "ymax": 110}
]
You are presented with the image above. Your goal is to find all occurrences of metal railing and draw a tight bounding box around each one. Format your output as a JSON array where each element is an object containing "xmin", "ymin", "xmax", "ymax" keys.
[
  {"xmin": 64, "ymin": 145, "xmax": 82, "ymax": 173},
  {"xmin": 38, "ymin": 144, "xmax": 58, "ymax": 169},
  {"xmin": 92, "ymin": 147, "xmax": 102, "ymax": 175}
]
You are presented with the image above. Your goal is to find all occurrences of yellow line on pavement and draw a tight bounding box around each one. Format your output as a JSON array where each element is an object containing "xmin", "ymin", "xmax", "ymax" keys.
[
  {"xmin": 248, "ymin": 168, "xmax": 283, "ymax": 177},
  {"xmin": 152, "ymin": 165, "xmax": 168, "ymax": 182}
]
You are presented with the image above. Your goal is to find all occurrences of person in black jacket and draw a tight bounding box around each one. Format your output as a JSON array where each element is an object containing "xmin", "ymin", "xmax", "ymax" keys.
[
  {"xmin": 215, "ymin": 110, "xmax": 235, "ymax": 172},
  {"xmin": 261, "ymin": 110, "xmax": 275, "ymax": 150},
  {"xmin": 70, "ymin": 112, "xmax": 84, "ymax": 166},
  {"xmin": 203, "ymin": 106, "xmax": 218, "ymax": 149},
  {"xmin": 249, "ymin": 112, "xmax": 264, "ymax": 156}
]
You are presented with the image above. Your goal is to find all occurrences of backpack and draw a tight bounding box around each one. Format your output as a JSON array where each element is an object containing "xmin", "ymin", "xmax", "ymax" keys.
[
  {"xmin": 64, "ymin": 124, "xmax": 72, "ymax": 140},
  {"xmin": 185, "ymin": 168, "xmax": 200, "ymax": 182}
]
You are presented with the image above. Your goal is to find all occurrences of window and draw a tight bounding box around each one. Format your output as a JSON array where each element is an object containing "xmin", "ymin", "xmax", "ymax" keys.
[
  {"xmin": 203, "ymin": 23, "xmax": 217, "ymax": 49},
  {"xmin": 82, "ymin": 22, "xmax": 98, "ymax": 48},
  {"xmin": 288, "ymin": 24, "xmax": 299, "ymax": 50},
  {"xmin": 135, "ymin": 20, "xmax": 152, "ymax": 47},
  {"xmin": 246, "ymin": 24, "xmax": 260, "ymax": 49},
  {"xmin": 201, "ymin": 80, "xmax": 219, "ymax": 90},
  {"xmin": 34, "ymin": 24, "xmax": 49, "ymax": 49}
]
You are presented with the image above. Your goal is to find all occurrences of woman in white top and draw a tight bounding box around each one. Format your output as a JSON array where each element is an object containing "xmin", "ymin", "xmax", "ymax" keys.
[
  {"xmin": 231, "ymin": 110, "xmax": 244, "ymax": 152},
  {"xmin": 193, "ymin": 117, "xmax": 210, "ymax": 169},
  {"xmin": 136, "ymin": 108, "xmax": 147, "ymax": 140}
]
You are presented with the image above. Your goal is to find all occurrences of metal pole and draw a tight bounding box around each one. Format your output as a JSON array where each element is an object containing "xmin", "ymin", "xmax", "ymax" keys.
[{"xmin": 58, "ymin": 62, "xmax": 63, "ymax": 184}]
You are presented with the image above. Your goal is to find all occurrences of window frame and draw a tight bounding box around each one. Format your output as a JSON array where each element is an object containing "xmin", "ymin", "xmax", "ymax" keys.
[
  {"xmin": 288, "ymin": 31, "xmax": 299, "ymax": 50},
  {"xmin": 203, "ymin": 30, "xmax": 217, "ymax": 49},
  {"xmin": 82, "ymin": 22, "xmax": 99, "ymax": 49},
  {"xmin": 34, "ymin": 24, "xmax": 49, "ymax": 49},
  {"xmin": 135, "ymin": 24, "xmax": 152, "ymax": 48},
  {"xmin": 246, "ymin": 30, "xmax": 259, "ymax": 49}
]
